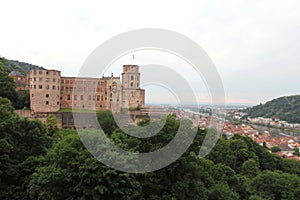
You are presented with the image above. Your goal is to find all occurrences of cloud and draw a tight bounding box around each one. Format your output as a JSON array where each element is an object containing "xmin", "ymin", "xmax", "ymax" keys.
[{"xmin": 0, "ymin": 0, "xmax": 299, "ymax": 104}]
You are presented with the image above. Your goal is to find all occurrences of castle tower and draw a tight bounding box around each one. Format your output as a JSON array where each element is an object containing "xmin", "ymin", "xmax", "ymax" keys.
[
  {"xmin": 121, "ymin": 65, "xmax": 145, "ymax": 109},
  {"xmin": 29, "ymin": 69, "xmax": 61, "ymax": 112}
]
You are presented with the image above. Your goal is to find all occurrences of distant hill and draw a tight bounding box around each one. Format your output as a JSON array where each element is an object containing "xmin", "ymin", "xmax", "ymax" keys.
[
  {"xmin": 243, "ymin": 95, "xmax": 300, "ymax": 123},
  {"xmin": 0, "ymin": 56, "xmax": 45, "ymax": 75}
]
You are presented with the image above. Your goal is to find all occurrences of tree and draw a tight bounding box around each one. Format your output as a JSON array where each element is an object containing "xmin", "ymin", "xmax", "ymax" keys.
[
  {"xmin": 96, "ymin": 110, "xmax": 118, "ymax": 135},
  {"xmin": 294, "ymin": 146, "xmax": 300, "ymax": 156},
  {"xmin": 46, "ymin": 114, "xmax": 59, "ymax": 139},
  {"xmin": 240, "ymin": 159, "xmax": 261, "ymax": 178},
  {"xmin": 271, "ymin": 146, "xmax": 281, "ymax": 153},
  {"xmin": 0, "ymin": 62, "xmax": 18, "ymax": 106},
  {"xmin": 0, "ymin": 97, "xmax": 50, "ymax": 199}
]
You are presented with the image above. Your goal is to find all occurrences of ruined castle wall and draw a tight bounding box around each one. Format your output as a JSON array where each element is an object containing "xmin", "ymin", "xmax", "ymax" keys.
[{"xmin": 29, "ymin": 69, "xmax": 61, "ymax": 112}]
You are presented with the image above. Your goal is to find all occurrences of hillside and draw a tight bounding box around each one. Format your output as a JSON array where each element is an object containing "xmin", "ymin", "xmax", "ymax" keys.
[
  {"xmin": 244, "ymin": 95, "xmax": 300, "ymax": 123},
  {"xmin": 0, "ymin": 56, "xmax": 44, "ymax": 75}
]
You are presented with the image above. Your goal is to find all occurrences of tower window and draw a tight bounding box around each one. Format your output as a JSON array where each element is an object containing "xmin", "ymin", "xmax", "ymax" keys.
[
  {"xmin": 46, "ymin": 94, "xmax": 49, "ymax": 98},
  {"xmin": 131, "ymin": 75, "xmax": 134, "ymax": 80},
  {"xmin": 74, "ymin": 95, "xmax": 77, "ymax": 100},
  {"xmin": 67, "ymin": 95, "xmax": 70, "ymax": 100},
  {"xmin": 130, "ymin": 82, "xmax": 133, "ymax": 87},
  {"xmin": 52, "ymin": 85, "xmax": 56, "ymax": 90},
  {"xmin": 39, "ymin": 85, "xmax": 42, "ymax": 89},
  {"xmin": 80, "ymin": 95, "xmax": 84, "ymax": 100},
  {"xmin": 45, "ymin": 101, "xmax": 49, "ymax": 105}
]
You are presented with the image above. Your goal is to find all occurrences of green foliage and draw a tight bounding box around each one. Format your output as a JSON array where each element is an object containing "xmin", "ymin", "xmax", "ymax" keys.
[
  {"xmin": 271, "ymin": 146, "xmax": 281, "ymax": 153},
  {"xmin": 0, "ymin": 97, "xmax": 51, "ymax": 199},
  {"xmin": 96, "ymin": 110, "xmax": 118, "ymax": 135},
  {"xmin": 244, "ymin": 95, "xmax": 300, "ymax": 123},
  {"xmin": 1, "ymin": 105, "xmax": 300, "ymax": 199},
  {"xmin": 0, "ymin": 62, "xmax": 18, "ymax": 106}
]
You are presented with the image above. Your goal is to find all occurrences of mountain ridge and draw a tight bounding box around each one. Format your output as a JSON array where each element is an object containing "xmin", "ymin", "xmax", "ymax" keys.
[{"xmin": 243, "ymin": 95, "xmax": 300, "ymax": 123}]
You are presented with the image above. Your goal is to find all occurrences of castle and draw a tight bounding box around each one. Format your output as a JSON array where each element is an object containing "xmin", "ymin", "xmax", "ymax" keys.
[{"xmin": 12, "ymin": 65, "xmax": 145, "ymax": 113}]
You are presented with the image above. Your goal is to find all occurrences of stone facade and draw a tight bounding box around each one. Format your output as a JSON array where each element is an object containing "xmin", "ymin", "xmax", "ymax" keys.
[{"xmin": 20, "ymin": 65, "xmax": 145, "ymax": 113}]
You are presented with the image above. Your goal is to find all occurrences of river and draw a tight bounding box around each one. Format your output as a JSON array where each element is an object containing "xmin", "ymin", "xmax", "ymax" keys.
[{"xmin": 252, "ymin": 124, "xmax": 300, "ymax": 138}]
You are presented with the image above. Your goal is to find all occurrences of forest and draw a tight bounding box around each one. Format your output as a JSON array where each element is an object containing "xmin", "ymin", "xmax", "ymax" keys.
[{"xmin": 1, "ymin": 59, "xmax": 300, "ymax": 200}]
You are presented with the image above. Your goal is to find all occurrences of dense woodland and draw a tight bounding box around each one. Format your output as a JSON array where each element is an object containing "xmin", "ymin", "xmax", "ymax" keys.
[
  {"xmin": 1, "ymin": 59, "xmax": 300, "ymax": 199},
  {"xmin": 243, "ymin": 95, "xmax": 300, "ymax": 123}
]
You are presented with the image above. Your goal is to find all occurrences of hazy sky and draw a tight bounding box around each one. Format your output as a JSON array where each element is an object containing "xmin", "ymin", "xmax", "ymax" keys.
[{"xmin": 0, "ymin": 0, "xmax": 299, "ymax": 105}]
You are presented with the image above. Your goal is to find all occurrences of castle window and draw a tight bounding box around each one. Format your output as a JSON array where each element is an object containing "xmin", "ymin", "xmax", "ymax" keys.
[
  {"xmin": 46, "ymin": 85, "xmax": 49, "ymax": 89},
  {"xmin": 74, "ymin": 95, "xmax": 77, "ymax": 100},
  {"xmin": 46, "ymin": 94, "xmax": 49, "ymax": 98},
  {"xmin": 131, "ymin": 75, "xmax": 134, "ymax": 80},
  {"xmin": 46, "ymin": 71, "xmax": 49, "ymax": 75},
  {"xmin": 52, "ymin": 85, "xmax": 56, "ymax": 90},
  {"xmin": 30, "ymin": 85, "xmax": 32, "ymax": 89},
  {"xmin": 101, "ymin": 96, "xmax": 103, "ymax": 101},
  {"xmin": 61, "ymin": 80, "xmax": 64, "ymax": 83},
  {"xmin": 130, "ymin": 82, "xmax": 133, "ymax": 87},
  {"xmin": 53, "ymin": 71, "xmax": 56, "ymax": 75},
  {"xmin": 93, "ymin": 96, "xmax": 95, "ymax": 101},
  {"xmin": 45, "ymin": 101, "xmax": 49, "ymax": 105},
  {"xmin": 66, "ymin": 87, "xmax": 68, "ymax": 91},
  {"xmin": 39, "ymin": 70, "xmax": 42, "ymax": 74},
  {"xmin": 34, "ymin": 70, "xmax": 37, "ymax": 75},
  {"xmin": 57, "ymin": 102, "xmax": 59, "ymax": 105},
  {"xmin": 39, "ymin": 78, "xmax": 42, "ymax": 81},
  {"xmin": 33, "ymin": 85, "xmax": 36, "ymax": 89},
  {"xmin": 53, "ymin": 78, "xmax": 56, "ymax": 82},
  {"xmin": 66, "ymin": 80, "xmax": 69, "ymax": 84},
  {"xmin": 67, "ymin": 95, "xmax": 70, "ymax": 100},
  {"xmin": 80, "ymin": 95, "xmax": 84, "ymax": 100},
  {"xmin": 88, "ymin": 95, "xmax": 91, "ymax": 101},
  {"xmin": 39, "ymin": 85, "xmax": 42, "ymax": 89},
  {"xmin": 100, "ymin": 104, "xmax": 102, "ymax": 108},
  {"xmin": 32, "ymin": 94, "xmax": 34, "ymax": 97},
  {"xmin": 33, "ymin": 77, "xmax": 36, "ymax": 81},
  {"xmin": 97, "ymin": 95, "xmax": 100, "ymax": 101},
  {"xmin": 70, "ymin": 80, "xmax": 73, "ymax": 84}
]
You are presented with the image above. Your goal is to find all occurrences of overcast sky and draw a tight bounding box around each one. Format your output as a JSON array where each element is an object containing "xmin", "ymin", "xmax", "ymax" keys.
[{"xmin": 0, "ymin": 0, "xmax": 299, "ymax": 105}]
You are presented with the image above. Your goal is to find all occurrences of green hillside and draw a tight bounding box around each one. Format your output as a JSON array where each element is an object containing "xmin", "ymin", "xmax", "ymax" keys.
[
  {"xmin": 0, "ymin": 56, "xmax": 44, "ymax": 75},
  {"xmin": 244, "ymin": 95, "xmax": 300, "ymax": 123}
]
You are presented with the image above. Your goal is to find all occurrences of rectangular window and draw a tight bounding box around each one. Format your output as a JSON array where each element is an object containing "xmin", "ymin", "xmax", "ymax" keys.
[
  {"xmin": 45, "ymin": 101, "xmax": 49, "ymax": 105},
  {"xmin": 53, "ymin": 78, "xmax": 56, "ymax": 82},
  {"xmin": 34, "ymin": 85, "xmax": 36, "ymax": 89},
  {"xmin": 46, "ymin": 94, "xmax": 49, "ymax": 98},
  {"xmin": 97, "ymin": 95, "xmax": 100, "ymax": 101},
  {"xmin": 39, "ymin": 85, "xmax": 42, "ymax": 89},
  {"xmin": 74, "ymin": 95, "xmax": 77, "ymax": 101},
  {"xmin": 52, "ymin": 85, "xmax": 56, "ymax": 90},
  {"xmin": 67, "ymin": 95, "xmax": 70, "ymax": 100},
  {"xmin": 80, "ymin": 95, "xmax": 84, "ymax": 100},
  {"xmin": 88, "ymin": 95, "xmax": 91, "ymax": 101},
  {"xmin": 46, "ymin": 85, "xmax": 49, "ymax": 89}
]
